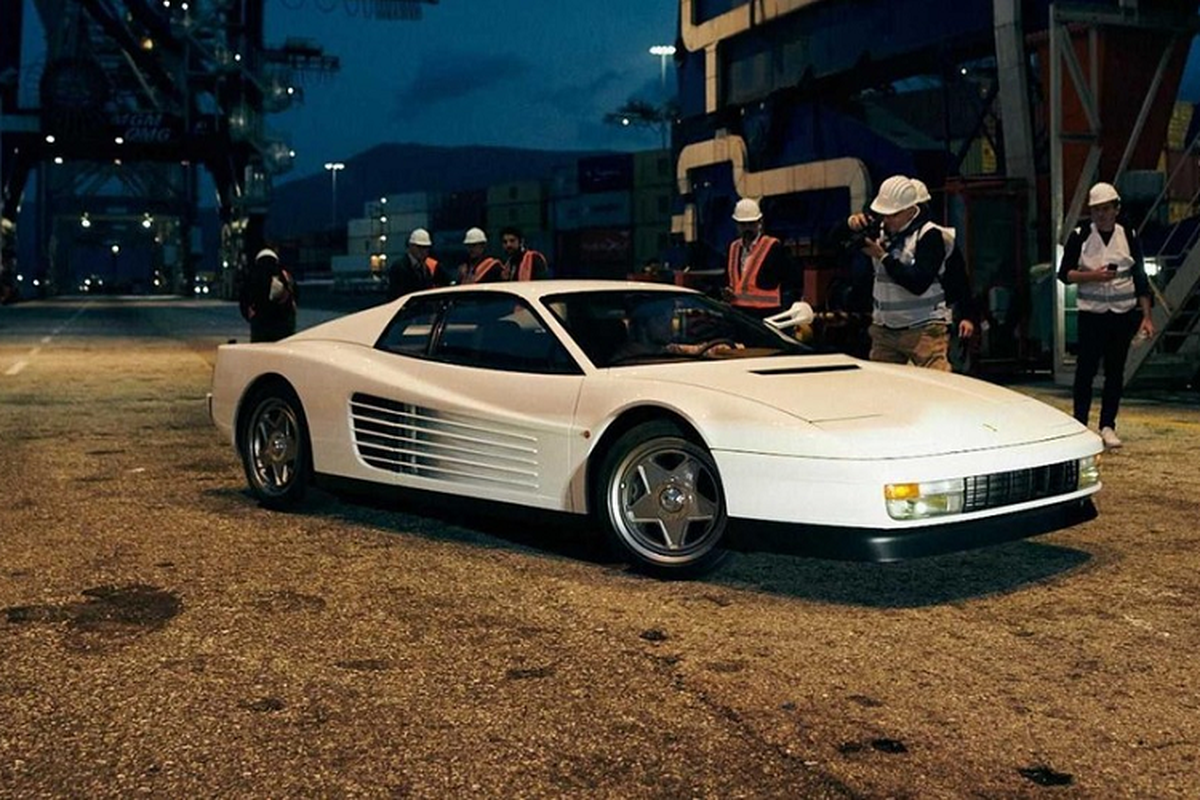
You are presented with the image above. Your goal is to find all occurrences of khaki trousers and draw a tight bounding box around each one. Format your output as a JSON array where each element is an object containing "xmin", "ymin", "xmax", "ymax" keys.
[{"xmin": 869, "ymin": 323, "xmax": 951, "ymax": 372}]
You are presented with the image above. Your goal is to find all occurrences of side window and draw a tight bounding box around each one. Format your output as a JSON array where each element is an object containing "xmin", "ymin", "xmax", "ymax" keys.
[
  {"xmin": 433, "ymin": 296, "xmax": 580, "ymax": 374},
  {"xmin": 376, "ymin": 297, "xmax": 443, "ymax": 356}
]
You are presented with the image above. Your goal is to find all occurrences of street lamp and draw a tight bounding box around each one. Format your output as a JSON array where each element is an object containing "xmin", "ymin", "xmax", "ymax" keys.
[
  {"xmin": 323, "ymin": 161, "xmax": 345, "ymax": 228},
  {"xmin": 649, "ymin": 45, "xmax": 676, "ymax": 96}
]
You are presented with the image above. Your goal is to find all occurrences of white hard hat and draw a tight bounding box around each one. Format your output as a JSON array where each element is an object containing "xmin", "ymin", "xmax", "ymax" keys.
[
  {"xmin": 870, "ymin": 175, "xmax": 919, "ymax": 216},
  {"xmin": 255, "ymin": 248, "xmax": 279, "ymax": 263},
  {"xmin": 1088, "ymin": 182, "xmax": 1121, "ymax": 206},
  {"xmin": 910, "ymin": 178, "xmax": 932, "ymax": 204},
  {"xmin": 731, "ymin": 197, "xmax": 763, "ymax": 223},
  {"xmin": 409, "ymin": 228, "xmax": 432, "ymax": 247},
  {"xmin": 463, "ymin": 227, "xmax": 487, "ymax": 245}
]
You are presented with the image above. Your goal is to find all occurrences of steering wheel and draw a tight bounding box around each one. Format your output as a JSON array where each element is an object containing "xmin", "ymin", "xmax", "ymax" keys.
[{"xmin": 699, "ymin": 338, "xmax": 739, "ymax": 357}]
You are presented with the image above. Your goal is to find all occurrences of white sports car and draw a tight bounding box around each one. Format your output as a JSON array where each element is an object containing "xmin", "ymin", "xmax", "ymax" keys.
[{"xmin": 209, "ymin": 280, "xmax": 1101, "ymax": 575}]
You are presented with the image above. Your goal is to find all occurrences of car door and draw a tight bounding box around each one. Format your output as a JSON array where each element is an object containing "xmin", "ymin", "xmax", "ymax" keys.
[{"xmin": 352, "ymin": 292, "xmax": 587, "ymax": 512}]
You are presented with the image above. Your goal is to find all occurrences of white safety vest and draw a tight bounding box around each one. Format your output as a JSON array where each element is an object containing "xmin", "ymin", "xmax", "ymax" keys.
[
  {"xmin": 1075, "ymin": 223, "xmax": 1137, "ymax": 313},
  {"xmin": 872, "ymin": 220, "xmax": 953, "ymax": 328}
]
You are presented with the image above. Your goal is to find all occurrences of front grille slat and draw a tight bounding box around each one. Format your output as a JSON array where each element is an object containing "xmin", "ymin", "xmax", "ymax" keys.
[{"xmin": 962, "ymin": 460, "xmax": 1079, "ymax": 513}]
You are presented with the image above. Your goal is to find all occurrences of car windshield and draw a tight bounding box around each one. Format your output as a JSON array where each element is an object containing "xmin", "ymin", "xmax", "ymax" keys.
[{"xmin": 542, "ymin": 290, "xmax": 810, "ymax": 368}]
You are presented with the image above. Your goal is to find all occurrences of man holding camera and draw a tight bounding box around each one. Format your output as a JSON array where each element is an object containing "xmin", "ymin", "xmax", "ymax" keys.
[
  {"xmin": 1057, "ymin": 181, "xmax": 1155, "ymax": 449},
  {"xmin": 847, "ymin": 175, "xmax": 955, "ymax": 371}
]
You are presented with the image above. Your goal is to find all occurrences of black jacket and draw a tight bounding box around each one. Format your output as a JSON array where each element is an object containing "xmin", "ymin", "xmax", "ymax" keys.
[{"xmin": 240, "ymin": 260, "xmax": 297, "ymax": 342}]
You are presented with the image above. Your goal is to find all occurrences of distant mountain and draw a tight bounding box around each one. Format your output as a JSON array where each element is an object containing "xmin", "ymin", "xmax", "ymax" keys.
[{"xmin": 265, "ymin": 142, "xmax": 611, "ymax": 239}]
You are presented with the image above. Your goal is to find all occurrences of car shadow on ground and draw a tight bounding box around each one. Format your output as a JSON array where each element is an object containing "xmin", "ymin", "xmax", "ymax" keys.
[
  {"xmin": 305, "ymin": 486, "xmax": 619, "ymax": 569},
  {"xmin": 712, "ymin": 541, "xmax": 1093, "ymax": 608},
  {"xmin": 234, "ymin": 486, "xmax": 1093, "ymax": 609}
]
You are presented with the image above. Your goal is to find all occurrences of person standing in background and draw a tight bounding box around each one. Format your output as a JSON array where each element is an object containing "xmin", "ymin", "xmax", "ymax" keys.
[
  {"xmin": 499, "ymin": 226, "xmax": 550, "ymax": 280},
  {"xmin": 239, "ymin": 247, "xmax": 297, "ymax": 343},
  {"xmin": 459, "ymin": 227, "xmax": 504, "ymax": 284},
  {"xmin": 1058, "ymin": 181, "xmax": 1155, "ymax": 449},
  {"xmin": 387, "ymin": 228, "xmax": 443, "ymax": 300},
  {"xmin": 723, "ymin": 197, "xmax": 798, "ymax": 318}
]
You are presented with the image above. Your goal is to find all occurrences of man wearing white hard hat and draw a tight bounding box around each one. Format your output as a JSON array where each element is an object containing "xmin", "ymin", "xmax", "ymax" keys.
[
  {"xmin": 459, "ymin": 227, "xmax": 504, "ymax": 284},
  {"xmin": 725, "ymin": 197, "xmax": 797, "ymax": 317},
  {"xmin": 1057, "ymin": 181, "xmax": 1155, "ymax": 449},
  {"xmin": 848, "ymin": 174, "xmax": 955, "ymax": 370},
  {"xmin": 386, "ymin": 227, "xmax": 444, "ymax": 300}
]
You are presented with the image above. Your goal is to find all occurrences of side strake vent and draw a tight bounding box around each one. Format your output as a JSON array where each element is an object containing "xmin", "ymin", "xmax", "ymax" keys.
[{"xmin": 350, "ymin": 393, "xmax": 539, "ymax": 490}]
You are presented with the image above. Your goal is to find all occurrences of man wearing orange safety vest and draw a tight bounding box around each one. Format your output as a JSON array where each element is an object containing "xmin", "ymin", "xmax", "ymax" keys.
[
  {"xmin": 724, "ymin": 197, "xmax": 797, "ymax": 317},
  {"xmin": 459, "ymin": 227, "xmax": 505, "ymax": 284},
  {"xmin": 387, "ymin": 227, "xmax": 445, "ymax": 300},
  {"xmin": 499, "ymin": 226, "xmax": 550, "ymax": 281}
]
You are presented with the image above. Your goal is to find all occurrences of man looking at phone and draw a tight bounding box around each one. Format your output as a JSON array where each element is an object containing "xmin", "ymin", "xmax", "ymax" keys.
[{"xmin": 1058, "ymin": 181, "xmax": 1156, "ymax": 449}]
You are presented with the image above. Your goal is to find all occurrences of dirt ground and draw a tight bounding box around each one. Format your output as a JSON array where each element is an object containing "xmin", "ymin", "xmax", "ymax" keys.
[{"xmin": 1, "ymin": 300, "xmax": 1198, "ymax": 798}]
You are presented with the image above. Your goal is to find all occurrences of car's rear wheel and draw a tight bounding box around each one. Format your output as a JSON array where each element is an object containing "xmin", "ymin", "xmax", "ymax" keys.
[
  {"xmin": 240, "ymin": 383, "xmax": 310, "ymax": 510},
  {"xmin": 597, "ymin": 420, "xmax": 728, "ymax": 576}
]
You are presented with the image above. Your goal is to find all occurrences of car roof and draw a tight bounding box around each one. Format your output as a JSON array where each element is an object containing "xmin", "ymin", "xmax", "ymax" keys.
[{"xmin": 409, "ymin": 279, "xmax": 699, "ymax": 302}]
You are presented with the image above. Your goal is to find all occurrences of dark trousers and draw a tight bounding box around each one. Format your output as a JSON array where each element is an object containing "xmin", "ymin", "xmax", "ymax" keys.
[{"xmin": 1073, "ymin": 309, "xmax": 1139, "ymax": 429}]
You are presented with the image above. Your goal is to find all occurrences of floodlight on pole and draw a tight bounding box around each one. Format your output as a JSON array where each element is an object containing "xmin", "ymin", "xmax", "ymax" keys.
[
  {"xmin": 649, "ymin": 45, "xmax": 676, "ymax": 95},
  {"xmin": 323, "ymin": 161, "xmax": 345, "ymax": 228}
]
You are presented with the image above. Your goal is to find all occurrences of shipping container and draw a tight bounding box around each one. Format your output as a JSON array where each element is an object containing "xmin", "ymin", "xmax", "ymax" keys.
[
  {"xmin": 554, "ymin": 230, "xmax": 582, "ymax": 277},
  {"xmin": 432, "ymin": 189, "xmax": 487, "ymax": 230},
  {"xmin": 579, "ymin": 227, "xmax": 632, "ymax": 267},
  {"xmin": 385, "ymin": 211, "xmax": 432, "ymax": 239},
  {"xmin": 486, "ymin": 180, "xmax": 544, "ymax": 206},
  {"xmin": 486, "ymin": 201, "xmax": 542, "ymax": 232},
  {"xmin": 550, "ymin": 163, "xmax": 579, "ymax": 198},
  {"xmin": 383, "ymin": 192, "xmax": 437, "ymax": 214},
  {"xmin": 552, "ymin": 191, "xmax": 631, "ymax": 231},
  {"xmin": 634, "ymin": 185, "xmax": 673, "ymax": 226},
  {"xmin": 578, "ymin": 153, "xmax": 633, "ymax": 193},
  {"xmin": 346, "ymin": 234, "xmax": 377, "ymax": 257},
  {"xmin": 634, "ymin": 225, "xmax": 671, "ymax": 268},
  {"xmin": 633, "ymin": 149, "xmax": 673, "ymax": 189},
  {"xmin": 331, "ymin": 254, "xmax": 372, "ymax": 274}
]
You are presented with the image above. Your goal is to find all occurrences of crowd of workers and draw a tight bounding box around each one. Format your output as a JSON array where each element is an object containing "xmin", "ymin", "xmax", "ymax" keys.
[
  {"xmin": 382, "ymin": 224, "xmax": 549, "ymax": 302},
  {"xmin": 244, "ymin": 174, "xmax": 1153, "ymax": 448}
]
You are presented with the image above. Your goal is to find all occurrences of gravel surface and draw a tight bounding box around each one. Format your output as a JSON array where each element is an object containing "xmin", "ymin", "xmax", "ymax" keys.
[{"xmin": 1, "ymin": 298, "xmax": 1198, "ymax": 798}]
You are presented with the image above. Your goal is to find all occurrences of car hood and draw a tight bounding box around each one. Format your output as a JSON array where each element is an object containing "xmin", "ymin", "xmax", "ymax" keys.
[{"xmin": 613, "ymin": 355, "xmax": 1086, "ymax": 458}]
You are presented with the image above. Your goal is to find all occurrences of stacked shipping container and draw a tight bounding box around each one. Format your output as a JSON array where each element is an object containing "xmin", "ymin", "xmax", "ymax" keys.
[{"xmin": 327, "ymin": 150, "xmax": 675, "ymax": 282}]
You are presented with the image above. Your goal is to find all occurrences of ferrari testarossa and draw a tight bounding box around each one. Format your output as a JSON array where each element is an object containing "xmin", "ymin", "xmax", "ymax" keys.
[{"xmin": 209, "ymin": 280, "xmax": 1101, "ymax": 576}]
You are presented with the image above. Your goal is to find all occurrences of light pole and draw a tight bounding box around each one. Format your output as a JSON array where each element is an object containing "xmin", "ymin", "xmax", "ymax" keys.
[
  {"xmin": 649, "ymin": 45, "xmax": 676, "ymax": 97},
  {"xmin": 323, "ymin": 161, "xmax": 345, "ymax": 229}
]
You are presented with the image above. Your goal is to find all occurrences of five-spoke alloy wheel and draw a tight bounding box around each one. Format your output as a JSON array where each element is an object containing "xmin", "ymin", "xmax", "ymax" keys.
[
  {"xmin": 240, "ymin": 383, "xmax": 310, "ymax": 510},
  {"xmin": 597, "ymin": 421, "xmax": 728, "ymax": 576}
]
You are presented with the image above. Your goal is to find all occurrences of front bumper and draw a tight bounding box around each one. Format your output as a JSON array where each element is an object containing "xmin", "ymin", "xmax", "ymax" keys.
[{"xmin": 731, "ymin": 497, "xmax": 1098, "ymax": 562}]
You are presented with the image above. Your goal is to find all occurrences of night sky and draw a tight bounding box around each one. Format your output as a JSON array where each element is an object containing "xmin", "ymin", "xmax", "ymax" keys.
[
  {"xmin": 13, "ymin": 0, "xmax": 678, "ymax": 179},
  {"xmin": 13, "ymin": 1, "xmax": 1200, "ymax": 182},
  {"xmin": 268, "ymin": 0, "xmax": 679, "ymax": 177}
]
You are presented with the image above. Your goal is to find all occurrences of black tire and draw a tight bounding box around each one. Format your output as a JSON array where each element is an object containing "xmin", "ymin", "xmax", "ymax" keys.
[
  {"xmin": 595, "ymin": 420, "xmax": 729, "ymax": 577},
  {"xmin": 239, "ymin": 382, "xmax": 311, "ymax": 510}
]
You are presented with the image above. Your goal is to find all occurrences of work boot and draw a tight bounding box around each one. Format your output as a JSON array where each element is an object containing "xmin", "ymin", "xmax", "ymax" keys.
[{"xmin": 1100, "ymin": 426, "xmax": 1123, "ymax": 450}]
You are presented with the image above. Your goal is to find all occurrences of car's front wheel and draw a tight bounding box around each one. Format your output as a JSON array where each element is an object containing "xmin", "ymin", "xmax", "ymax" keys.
[
  {"xmin": 596, "ymin": 421, "xmax": 729, "ymax": 576},
  {"xmin": 240, "ymin": 383, "xmax": 310, "ymax": 510}
]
